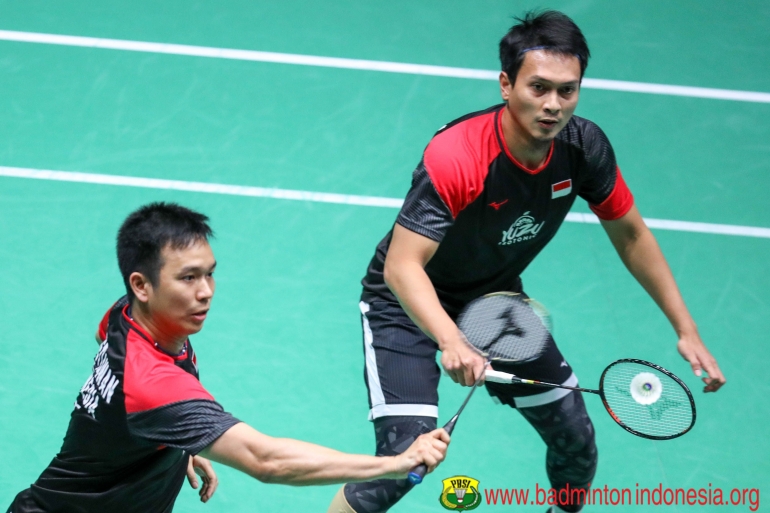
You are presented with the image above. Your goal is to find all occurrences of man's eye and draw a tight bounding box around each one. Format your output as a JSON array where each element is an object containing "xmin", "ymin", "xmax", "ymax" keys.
[
  {"xmin": 207, "ymin": 272, "xmax": 214, "ymax": 278},
  {"xmin": 532, "ymin": 83, "xmax": 544, "ymax": 91},
  {"xmin": 183, "ymin": 275, "xmax": 195, "ymax": 282},
  {"xmin": 561, "ymin": 87, "xmax": 575, "ymax": 95}
]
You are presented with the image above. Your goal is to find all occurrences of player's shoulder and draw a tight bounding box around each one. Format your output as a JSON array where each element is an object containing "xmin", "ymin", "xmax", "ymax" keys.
[
  {"xmin": 558, "ymin": 116, "xmax": 612, "ymax": 152},
  {"xmin": 427, "ymin": 104, "xmax": 501, "ymax": 153},
  {"xmin": 123, "ymin": 327, "xmax": 212, "ymax": 414},
  {"xmin": 423, "ymin": 104, "xmax": 503, "ymax": 186}
]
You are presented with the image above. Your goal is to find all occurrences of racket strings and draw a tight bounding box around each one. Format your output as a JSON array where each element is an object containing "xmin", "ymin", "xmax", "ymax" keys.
[
  {"xmin": 458, "ymin": 294, "xmax": 551, "ymax": 363},
  {"xmin": 602, "ymin": 362, "xmax": 693, "ymax": 438}
]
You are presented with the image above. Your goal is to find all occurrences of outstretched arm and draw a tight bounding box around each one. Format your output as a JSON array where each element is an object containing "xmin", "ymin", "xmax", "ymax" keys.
[
  {"xmin": 600, "ymin": 205, "xmax": 726, "ymax": 392},
  {"xmin": 199, "ymin": 422, "xmax": 449, "ymax": 486}
]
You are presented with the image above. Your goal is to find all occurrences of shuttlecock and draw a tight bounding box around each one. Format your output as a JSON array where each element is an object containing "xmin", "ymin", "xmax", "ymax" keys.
[{"xmin": 629, "ymin": 372, "xmax": 662, "ymax": 405}]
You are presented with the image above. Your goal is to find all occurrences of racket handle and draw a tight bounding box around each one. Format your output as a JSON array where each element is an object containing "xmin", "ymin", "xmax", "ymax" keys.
[{"xmin": 407, "ymin": 464, "xmax": 428, "ymax": 484}]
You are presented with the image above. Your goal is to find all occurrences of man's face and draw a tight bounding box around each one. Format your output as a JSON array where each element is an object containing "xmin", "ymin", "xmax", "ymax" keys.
[
  {"xmin": 144, "ymin": 240, "xmax": 216, "ymax": 340},
  {"xmin": 501, "ymin": 50, "xmax": 581, "ymax": 143}
]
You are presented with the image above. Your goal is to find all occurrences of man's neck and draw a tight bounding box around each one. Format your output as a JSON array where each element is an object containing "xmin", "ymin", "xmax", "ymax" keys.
[
  {"xmin": 500, "ymin": 107, "xmax": 552, "ymax": 170},
  {"xmin": 130, "ymin": 302, "xmax": 187, "ymax": 355}
]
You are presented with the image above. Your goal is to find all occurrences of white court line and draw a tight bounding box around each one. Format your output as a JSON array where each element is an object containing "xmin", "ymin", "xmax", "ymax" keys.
[
  {"xmin": 2, "ymin": 166, "xmax": 769, "ymax": 239},
  {"xmin": 1, "ymin": 29, "xmax": 769, "ymax": 104}
]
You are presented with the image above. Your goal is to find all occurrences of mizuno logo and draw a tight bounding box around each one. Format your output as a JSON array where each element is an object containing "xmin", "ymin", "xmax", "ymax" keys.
[
  {"xmin": 499, "ymin": 211, "xmax": 545, "ymax": 246},
  {"xmin": 489, "ymin": 199, "xmax": 509, "ymax": 210}
]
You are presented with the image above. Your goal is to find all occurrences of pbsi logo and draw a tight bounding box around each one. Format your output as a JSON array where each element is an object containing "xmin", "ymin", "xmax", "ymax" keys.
[
  {"xmin": 439, "ymin": 475, "xmax": 481, "ymax": 510},
  {"xmin": 499, "ymin": 211, "xmax": 545, "ymax": 245}
]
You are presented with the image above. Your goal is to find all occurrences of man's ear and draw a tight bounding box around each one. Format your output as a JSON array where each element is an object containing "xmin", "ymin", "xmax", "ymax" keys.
[
  {"xmin": 499, "ymin": 71, "xmax": 512, "ymax": 101},
  {"xmin": 129, "ymin": 272, "xmax": 152, "ymax": 303}
]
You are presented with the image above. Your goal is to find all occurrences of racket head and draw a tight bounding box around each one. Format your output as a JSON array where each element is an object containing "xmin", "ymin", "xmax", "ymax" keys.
[
  {"xmin": 599, "ymin": 359, "xmax": 696, "ymax": 440},
  {"xmin": 457, "ymin": 292, "xmax": 553, "ymax": 364}
]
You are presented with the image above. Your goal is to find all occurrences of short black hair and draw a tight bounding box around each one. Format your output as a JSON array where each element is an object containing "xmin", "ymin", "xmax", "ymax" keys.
[
  {"xmin": 499, "ymin": 10, "xmax": 590, "ymax": 85},
  {"xmin": 117, "ymin": 202, "xmax": 213, "ymax": 300}
]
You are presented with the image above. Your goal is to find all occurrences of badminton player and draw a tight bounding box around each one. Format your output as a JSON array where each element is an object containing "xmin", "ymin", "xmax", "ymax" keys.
[
  {"xmin": 7, "ymin": 202, "xmax": 449, "ymax": 513},
  {"xmin": 328, "ymin": 10, "xmax": 725, "ymax": 513}
]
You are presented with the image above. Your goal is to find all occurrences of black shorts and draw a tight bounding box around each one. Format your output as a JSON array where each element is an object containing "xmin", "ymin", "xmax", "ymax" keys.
[{"xmin": 359, "ymin": 298, "xmax": 578, "ymax": 420}]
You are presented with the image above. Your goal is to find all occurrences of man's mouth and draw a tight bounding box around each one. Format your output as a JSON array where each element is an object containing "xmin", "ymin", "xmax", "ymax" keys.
[
  {"xmin": 537, "ymin": 118, "xmax": 559, "ymax": 129},
  {"xmin": 191, "ymin": 310, "xmax": 209, "ymax": 322}
]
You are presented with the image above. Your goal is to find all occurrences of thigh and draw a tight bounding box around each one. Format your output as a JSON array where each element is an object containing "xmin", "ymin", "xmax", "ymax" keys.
[{"xmin": 360, "ymin": 300, "xmax": 441, "ymax": 420}]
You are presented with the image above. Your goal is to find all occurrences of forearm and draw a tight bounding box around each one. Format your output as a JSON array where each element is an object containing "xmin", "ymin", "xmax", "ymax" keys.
[
  {"xmin": 605, "ymin": 218, "xmax": 697, "ymax": 336},
  {"xmin": 249, "ymin": 438, "xmax": 396, "ymax": 486},
  {"xmin": 384, "ymin": 259, "xmax": 458, "ymax": 349},
  {"xmin": 202, "ymin": 424, "xmax": 396, "ymax": 486}
]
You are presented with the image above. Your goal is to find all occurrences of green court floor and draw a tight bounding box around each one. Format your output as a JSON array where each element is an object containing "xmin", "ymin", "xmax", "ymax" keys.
[{"xmin": 1, "ymin": 1, "xmax": 768, "ymax": 511}]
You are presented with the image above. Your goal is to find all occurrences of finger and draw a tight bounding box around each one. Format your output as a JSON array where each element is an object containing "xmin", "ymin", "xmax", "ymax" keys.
[
  {"xmin": 473, "ymin": 358, "xmax": 486, "ymax": 382},
  {"xmin": 687, "ymin": 354, "xmax": 703, "ymax": 377},
  {"xmin": 434, "ymin": 428, "xmax": 451, "ymax": 443},
  {"xmin": 429, "ymin": 439, "xmax": 448, "ymax": 454},
  {"xmin": 461, "ymin": 366, "xmax": 471, "ymax": 386},
  {"xmin": 186, "ymin": 467, "xmax": 199, "ymax": 489},
  {"xmin": 701, "ymin": 358, "xmax": 726, "ymax": 384},
  {"xmin": 206, "ymin": 473, "xmax": 219, "ymax": 500}
]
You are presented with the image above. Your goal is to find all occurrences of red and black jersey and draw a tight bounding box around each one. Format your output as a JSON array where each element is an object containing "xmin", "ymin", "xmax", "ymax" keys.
[
  {"xmin": 9, "ymin": 297, "xmax": 239, "ymax": 513},
  {"xmin": 362, "ymin": 104, "xmax": 634, "ymax": 315}
]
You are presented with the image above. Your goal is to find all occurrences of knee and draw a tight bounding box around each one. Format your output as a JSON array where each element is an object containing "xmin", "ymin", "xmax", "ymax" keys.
[
  {"xmin": 544, "ymin": 394, "xmax": 598, "ymax": 484},
  {"xmin": 343, "ymin": 416, "xmax": 437, "ymax": 513},
  {"xmin": 373, "ymin": 415, "xmax": 437, "ymax": 457}
]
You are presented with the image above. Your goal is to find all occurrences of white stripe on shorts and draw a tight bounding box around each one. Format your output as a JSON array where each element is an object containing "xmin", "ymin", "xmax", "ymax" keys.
[
  {"xmin": 360, "ymin": 301, "xmax": 386, "ymax": 414},
  {"xmin": 513, "ymin": 372, "xmax": 579, "ymax": 408},
  {"xmin": 369, "ymin": 403, "xmax": 439, "ymax": 420},
  {"xmin": 360, "ymin": 301, "xmax": 439, "ymax": 421}
]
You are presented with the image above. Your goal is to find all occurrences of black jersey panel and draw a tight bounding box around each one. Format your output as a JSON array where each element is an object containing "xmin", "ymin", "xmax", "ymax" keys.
[
  {"xmin": 396, "ymin": 162, "xmax": 454, "ymax": 242},
  {"xmin": 127, "ymin": 399, "xmax": 240, "ymax": 455},
  {"xmin": 557, "ymin": 116, "xmax": 618, "ymax": 205}
]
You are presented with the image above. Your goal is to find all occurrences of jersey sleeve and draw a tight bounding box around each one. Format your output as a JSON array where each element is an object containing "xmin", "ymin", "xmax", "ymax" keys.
[
  {"xmin": 395, "ymin": 161, "xmax": 455, "ymax": 242},
  {"xmin": 577, "ymin": 121, "xmax": 634, "ymax": 220},
  {"xmin": 127, "ymin": 399, "xmax": 240, "ymax": 455},
  {"xmin": 97, "ymin": 296, "xmax": 130, "ymax": 341},
  {"xmin": 124, "ymin": 331, "xmax": 239, "ymax": 454}
]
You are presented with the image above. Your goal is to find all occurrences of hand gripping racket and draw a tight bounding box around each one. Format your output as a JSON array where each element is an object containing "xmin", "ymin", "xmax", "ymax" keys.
[{"xmin": 408, "ymin": 292, "xmax": 553, "ymax": 484}]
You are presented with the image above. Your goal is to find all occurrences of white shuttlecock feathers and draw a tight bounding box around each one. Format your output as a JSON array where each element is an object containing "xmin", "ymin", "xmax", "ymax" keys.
[{"xmin": 629, "ymin": 372, "xmax": 663, "ymax": 405}]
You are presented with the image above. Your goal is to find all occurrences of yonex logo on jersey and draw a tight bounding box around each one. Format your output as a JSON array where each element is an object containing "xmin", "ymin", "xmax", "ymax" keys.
[
  {"xmin": 499, "ymin": 211, "xmax": 545, "ymax": 246},
  {"xmin": 552, "ymin": 179, "xmax": 572, "ymax": 199}
]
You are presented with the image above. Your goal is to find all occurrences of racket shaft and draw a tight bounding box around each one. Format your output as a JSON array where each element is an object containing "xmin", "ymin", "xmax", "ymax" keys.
[{"xmin": 485, "ymin": 369, "xmax": 599, "ymax": 394}]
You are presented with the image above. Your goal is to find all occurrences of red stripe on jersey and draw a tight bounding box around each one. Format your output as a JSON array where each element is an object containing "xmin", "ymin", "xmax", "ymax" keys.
[
  {"xmin": 98, "ymin": 308, "xmax": 110, "ymax": 342},
  {"xmin": 123, "ymin": 318, "xmax": 213, "ymax": 414},
  {"xmin": 97, "ymin": 299, "xmax": 123, "ymax": 341},
  {"xmin": 589, "ymin": 167, "xmax": 635, "ymax": 220},
  {"xmin": 497, "ymin": 110, "xmax": 554, "ymax": 175},
  {"xmin": 423, "ymin": 110, "xmax": 501, "ymax": 218},
  {"xmin": 552, "ymin": 179, "xmax": 572, "ymax": 192}
]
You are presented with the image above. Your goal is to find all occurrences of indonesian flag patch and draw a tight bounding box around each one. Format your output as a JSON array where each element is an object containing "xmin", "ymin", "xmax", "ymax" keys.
[{"xmin": 551, "ymin": 179, "xmax": 572, "ymax": 199}]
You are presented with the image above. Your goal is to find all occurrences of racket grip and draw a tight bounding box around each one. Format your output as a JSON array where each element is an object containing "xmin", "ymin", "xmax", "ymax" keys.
[
  {"xmin": 407, "ymin": 416, "xmax": 458, "ymax": 485},
  {"xmin": 407, "ymin": 464, "xmax": 428, "ymax": 485}
]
